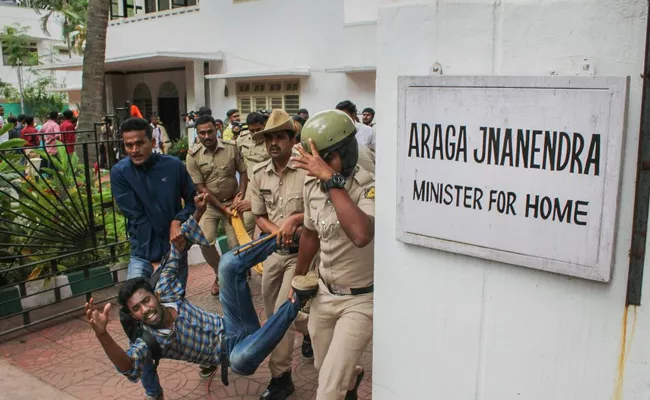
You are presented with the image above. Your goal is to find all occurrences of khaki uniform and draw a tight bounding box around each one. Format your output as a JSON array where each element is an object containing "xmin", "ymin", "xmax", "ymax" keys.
[
  {"xmin": 186, "ymin": 139, "xmax": 247, "ymax": 272},
  {"xmin": 304, "ymin": 166, "xmax": 375, "ymax": 400},
  {"xmin": 249, "ymin": 159, "xmax": 309, "ymax": 377},
  {"xmin": 237, "ymin": 131, "xmax": 270, "ymax": 238},
  {"xmin": 357, "ymin": 143, "xmax": 375, "ymax": 174}
]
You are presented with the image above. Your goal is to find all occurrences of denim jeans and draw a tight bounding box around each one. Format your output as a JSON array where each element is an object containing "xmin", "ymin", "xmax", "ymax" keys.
[
  {"xmin": 219, "ymin": 237, "xmax": 301, "ymax": 375},
  {"xmin": 127, "ymin": 254, "xmax": 188, "ymax": 397}
]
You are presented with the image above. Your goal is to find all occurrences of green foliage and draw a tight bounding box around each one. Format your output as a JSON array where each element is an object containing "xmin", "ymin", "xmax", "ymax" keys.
[
  {"xmin": 29, "ymin": 0, "xmax": 89, "ymax": 55},
  {"xmin": 0, "ymin": 79, "xmax": 19, "ymax": 100},
  {"xmin": 0, "ymin": 140, "xmax": 128, "ymax": 286},
  {"xmin": 21, "ymin": 75, "xmax": 67, "ymax": 122},
  {"xmin": 168, "ymin": 138, "xmax": 189, "ymax": 162},
  {"xmin": 0, "ymin": 24, "xmax": 39, "ymax": 67}
]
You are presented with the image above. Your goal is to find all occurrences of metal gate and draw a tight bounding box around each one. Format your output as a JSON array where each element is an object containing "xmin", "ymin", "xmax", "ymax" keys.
[{"xmin": 0, "ymin": 113, "xmax": 131, "ymax": 337}]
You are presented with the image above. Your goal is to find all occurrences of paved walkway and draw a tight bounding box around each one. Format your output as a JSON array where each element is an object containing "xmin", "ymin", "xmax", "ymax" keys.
[{"xmin": 0, "ymin": 263, "xmax": 373, "ymax": 399}]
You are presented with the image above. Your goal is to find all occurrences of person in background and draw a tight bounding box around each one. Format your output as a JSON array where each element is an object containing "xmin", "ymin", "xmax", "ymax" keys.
[
  {"xmin": 362, "ymin": 107, "xmax": 375, "ymax": 127},
  {"xmin": 0, "ymin": 105, "xmax": 5, "ymax": 129},
  {"xmin": 149, "ymin": 115, "xmax": 163, "ymax": 154},
  {"xmin": 235, "ymin": 111, "xmax": 269, "ymax": 239},
  {"xmin": 58, "ymin": 109, "xmax": 76, "ymax": 155},
  {"xmin": 222, "ymin": 109, "xmax": 241, "ymax": 141},
  {"xmin": 336, "ymin": 100, "xmax": 376, "ymax": 153},
  {"xmin": 215, "ymin": 119, "xmax": 224, "ymax": 133},
  {"xmin": 110, "ymin": 117, "xmax": 198, "ymax": 399},
  {"xmin": 15, "ymin": 114, "xmax": 25, "ymax": 137},
  {"xmin": 40, "ymin": 111, "xmax": 61, "ymax": 165},
  {"xmin": 21, "ymin": 116, "xmax": 39, "ymax": 148},
  {"xmin": 298, "ymin": 108, "xmax": 309, "ymax": 121}
]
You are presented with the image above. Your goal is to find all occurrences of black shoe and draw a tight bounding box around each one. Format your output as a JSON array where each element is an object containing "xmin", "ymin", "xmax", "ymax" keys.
[
  {"xmin": 344, "ymin": 369, "xmax": 365, "ymax": 400},
  {"xmin": 198, "ymin": 364, "xmax": 218, "ymax": 379},
  {"xmin": 259, "ymin": 371, "xmax": 295, "ymax": 400},
  {"xmin": 302, "ymin": 335, "xmax": 313, "ymax": 358}
]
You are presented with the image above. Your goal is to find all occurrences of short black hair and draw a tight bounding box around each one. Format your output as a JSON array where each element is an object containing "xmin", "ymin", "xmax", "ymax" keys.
[
  {"xmin": 121, "ymin": 117, "xmax": 153, "ymax": 139},
  {"xmin": 17, "ymin": 114, "xmax": 25, "ymax": 122},
  {"xmin": 25, "ymin": 115, "xmax": 35, "ymax": 125},
  {"xmin": 198, "ymin": 106, "xmax": 212, "ymax": 116},
  {"xmin": 298, "ymin": 108, "xmax": 308, "ymax": 115},
  {"xmin": 226, "ymin": 109, "xmax": 239, "ymax": 118},
  {"xmin": 292, "ymin": 115, "xmax": 306, "ymax": 126},
  {"xmin": 246, "ymin": 112, "xmax": 265, "ymax": 126},
  {"xmin": 215, "ymin": 119, "xmax": 224, "ymax": 126},
  {"xmin": 336, "ymin": 100, "xmax": 357, "ymax": 114},
  {"xmin": 63, "ymin": 109, "xmax": 73, "ymax": 119},
  {"xmin": 49, "ymin": 111, "xmax": 59, "ymax": 120},
  {"xmin": 7, "ymin": 116, "xmax": 17, "ymax": 124},
  {"xmin": 118, "ymin": 277, "xmax": 154, "ymax": 310},
  {"xmin": 196, "ymin": 114, "xmax": 216, "ymax": 127},
  {"xmin": 362, "ymin": 107, "xmax": 375, "ymax": 116}
]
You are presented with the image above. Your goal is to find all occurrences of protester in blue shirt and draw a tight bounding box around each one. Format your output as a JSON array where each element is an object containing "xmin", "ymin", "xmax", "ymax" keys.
[{"xmin": 110, "ymin": 117, "xmax": 197, "ymax": 399}]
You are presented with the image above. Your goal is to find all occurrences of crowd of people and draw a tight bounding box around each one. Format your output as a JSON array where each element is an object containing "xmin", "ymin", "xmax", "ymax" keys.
[
  {"xmin": 82, "ymin": 99, "xmax": 376, "ymax": 400},
  {"xmin": 0, "ymin": 105, "xmax": 78, "ymax": 157}
]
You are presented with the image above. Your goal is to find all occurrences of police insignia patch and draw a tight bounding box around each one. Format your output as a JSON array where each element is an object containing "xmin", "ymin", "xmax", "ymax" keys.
[{"xmin": 364, "ymin": 187, "xmax": 375, "ymax": 199}]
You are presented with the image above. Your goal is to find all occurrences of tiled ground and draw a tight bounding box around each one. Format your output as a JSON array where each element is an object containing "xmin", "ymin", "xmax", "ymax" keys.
[{"xmin": 0, "ymin": 263, "xmax": 372, "ymax": 399}]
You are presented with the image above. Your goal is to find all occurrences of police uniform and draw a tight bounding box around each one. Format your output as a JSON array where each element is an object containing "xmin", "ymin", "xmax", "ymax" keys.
[
  {"xmin": 186, "ymin": 139, "xmax": 246, "ymax": 270},
  {"xmin": 304, "ymin": 165, "xmax": 375, "ymax": 400},
  {"xmin": 357, "ymin": 143, "xmax": 375, "ymax": 174},
  {"xmin": 237, "ymin": 130, "xmax": 270, "ymax": 238},
  {"xmin": 249, "ymin": 158, "xmax": 310, "ymax": 379}
]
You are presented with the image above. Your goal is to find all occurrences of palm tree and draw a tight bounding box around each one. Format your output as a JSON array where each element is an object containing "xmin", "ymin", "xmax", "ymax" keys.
[
  {"xmin": 29, "ymin": 0, "xmax": 88, "ymax": 56},
  {"xmin": 28, "ymin": 0, "xmax": 110, "ymax": 160}
]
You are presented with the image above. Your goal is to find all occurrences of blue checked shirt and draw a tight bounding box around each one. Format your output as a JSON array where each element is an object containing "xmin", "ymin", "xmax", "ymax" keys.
[{"xmin": 121, "ymin": 215, "xmax": 225, "ymax": 382}]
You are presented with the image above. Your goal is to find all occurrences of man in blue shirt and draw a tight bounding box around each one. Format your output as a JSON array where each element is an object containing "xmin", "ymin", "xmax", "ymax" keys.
[{"xmin": 110, "ymin": 117, "xmax": 197, "ymax": 399}]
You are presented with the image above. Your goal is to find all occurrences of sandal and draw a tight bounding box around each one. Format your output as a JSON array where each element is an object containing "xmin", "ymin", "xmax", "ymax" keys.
[
  {"xmin": 344, "ymin": 369, "xmax": 365, "ymax": 400},
  {"xmin": 211, "ymin": 279, "xmax": 220, "ymax": 296}
]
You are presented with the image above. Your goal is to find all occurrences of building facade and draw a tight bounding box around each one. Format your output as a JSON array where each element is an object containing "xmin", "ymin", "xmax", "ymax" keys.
[
  {"xmin": 40, "ymin": 0, "xmax": 380, "ymax": 141},
  {"xmin": 0, "ymin": 1, "xmax": 82, "ymax": 113}
]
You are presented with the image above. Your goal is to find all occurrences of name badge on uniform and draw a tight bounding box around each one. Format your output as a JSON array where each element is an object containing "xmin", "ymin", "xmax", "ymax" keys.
[
  {"xmin": 199, "ymin": 162, "xmax": 209, "ymax": 167},
  {"xmin": 260, "ymin": 189, "xmax": 272, "ymax": 195}
]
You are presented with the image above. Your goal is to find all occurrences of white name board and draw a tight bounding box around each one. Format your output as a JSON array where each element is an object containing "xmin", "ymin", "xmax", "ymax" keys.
[{"xmin": 396, "ymin": 76, "xmax": 628, "ymax": 282}]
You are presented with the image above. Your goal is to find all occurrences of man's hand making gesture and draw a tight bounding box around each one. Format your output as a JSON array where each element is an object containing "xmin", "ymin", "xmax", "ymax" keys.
[{"xmin": 85, "ymin": 297, "xmax": 111, "ymax": 336}]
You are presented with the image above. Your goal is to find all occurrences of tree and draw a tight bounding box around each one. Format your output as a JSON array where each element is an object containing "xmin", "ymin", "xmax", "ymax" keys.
[
  {"xmin": 0, "ymin": 24, "xmax": 38, "ymax": 113},
  {"xmin": 30, "ymin": 0, "xmax": 88, "ymax": 56}
]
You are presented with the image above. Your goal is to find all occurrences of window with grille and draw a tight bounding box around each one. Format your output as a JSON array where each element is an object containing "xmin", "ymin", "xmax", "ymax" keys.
[{"xmin": 236, "ymin": 80, "xmax": 301, "ymax": 118}]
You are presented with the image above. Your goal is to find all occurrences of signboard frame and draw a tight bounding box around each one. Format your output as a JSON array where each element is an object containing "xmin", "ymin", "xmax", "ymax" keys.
[{"xmin": 396, "ymin": 75, "xmax": 629, "ymax": 282}]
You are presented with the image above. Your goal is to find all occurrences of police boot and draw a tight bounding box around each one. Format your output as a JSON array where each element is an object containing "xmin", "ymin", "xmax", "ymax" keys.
[
  {"xmin": 302, "ymin": 334, "xmax": 313, "ymax": 358},
  {"xmin": 260, "ymin": 370, "xmax": 295, "ymax": 400}
]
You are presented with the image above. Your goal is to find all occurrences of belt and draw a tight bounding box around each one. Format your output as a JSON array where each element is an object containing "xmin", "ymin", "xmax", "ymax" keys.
[
  {"xmin": 219, "ymin": 331, "xmax": 229, "ymax": 386},
  {"xmin": 275, "ymin": 247, "xmax": 298, "ymax": 255},
  {"xmin": 320, "ymin": 277, "xmax": 374, "ymax": 296}
]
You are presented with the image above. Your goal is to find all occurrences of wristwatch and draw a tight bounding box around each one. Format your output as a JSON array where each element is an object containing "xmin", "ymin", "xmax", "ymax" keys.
[{"xmin": 323, "ymin": 173, "xmax": 346, "ymax": 191}]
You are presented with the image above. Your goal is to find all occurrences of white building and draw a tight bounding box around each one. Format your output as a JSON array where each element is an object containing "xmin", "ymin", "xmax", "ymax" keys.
[
  {"xmin": 0, "ymin": 1, "xmax": 82, "ymax": 112},
  {"xmin": 39, "ymin": 0, "xmax": 379, "ymax": 141}
]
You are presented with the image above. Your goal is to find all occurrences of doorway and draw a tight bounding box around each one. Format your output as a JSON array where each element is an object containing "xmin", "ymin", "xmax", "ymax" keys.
[{"xmin": 157, "ymin": 81, "xmax": 180, "ymax": 140}]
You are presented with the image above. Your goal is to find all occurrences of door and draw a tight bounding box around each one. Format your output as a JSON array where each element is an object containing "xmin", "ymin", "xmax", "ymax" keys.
[{"xmin": 158, "ymin": 97, "xmax": 180, "ymax": 140}]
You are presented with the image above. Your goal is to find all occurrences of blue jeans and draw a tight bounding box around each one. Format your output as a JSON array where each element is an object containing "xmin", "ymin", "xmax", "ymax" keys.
[
  {"xmin": 127, "ymin": 254, "xmax": 188, "ymax": 397},
  {"xmin": 219, "ymin": 237, "xmax": 301, "ymax": 375}
]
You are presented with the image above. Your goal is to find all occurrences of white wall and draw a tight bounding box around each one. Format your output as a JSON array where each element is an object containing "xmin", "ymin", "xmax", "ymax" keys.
[
  {"xmin": 0, "ymin": 5, "xmax": 81, "ymax": 97},
  {"xmin": 373, "ymin": 1, "xmax": 648, "ymax": 399}
]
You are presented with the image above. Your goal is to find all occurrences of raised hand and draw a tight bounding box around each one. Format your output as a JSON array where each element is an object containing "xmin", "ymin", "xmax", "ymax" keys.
[
  {"xmin": 85, "ymin": 298, "xmax": 111, "ymax": 336},
  {"xmin": 290, "ymin": 139, "xmax": 336, "ymax": 181}
]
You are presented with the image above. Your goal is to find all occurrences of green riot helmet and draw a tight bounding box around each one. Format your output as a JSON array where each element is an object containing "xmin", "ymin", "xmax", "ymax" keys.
[{"xmin": 300, "ymin": 109, "xmax": 359, "ymax": 177}]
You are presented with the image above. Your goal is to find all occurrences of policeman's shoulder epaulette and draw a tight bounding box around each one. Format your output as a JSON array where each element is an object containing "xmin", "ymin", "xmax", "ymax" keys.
[
  {"xmin": 252, "ymin": 159, "xmax": 271, "ymax": 174},
  {"xmin": 354, "ymin": 167, "xmax": 374, "ymax": 186},
  {"xmin": 188, "ymin": 143, "xmax": 203, "ymax": 156},
  {"xmin": 222, "ymin": 139, "xmax": 237, "ymax": 146}
]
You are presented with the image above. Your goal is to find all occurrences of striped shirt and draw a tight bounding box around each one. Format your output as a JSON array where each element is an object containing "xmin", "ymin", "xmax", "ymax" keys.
[{"xmin": 121, "ymin": 215, "xmax": 224, "ymax": 382}]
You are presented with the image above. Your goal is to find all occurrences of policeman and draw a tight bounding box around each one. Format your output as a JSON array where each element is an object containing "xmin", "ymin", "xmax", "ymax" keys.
[
  {"xmin": 248, "ymin": 109, "xmax": 312, "ymax": 400},
  {"xmin": 186, "ymin": 114, "xmax": 247, "ymax": 297},
  {"xmin": 290, "ymin": 110, "xmax": 375, "ymax": 400},
  {"xmin": 235, "ymin": 111, "xmax": 270, "ymax": 238}
]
